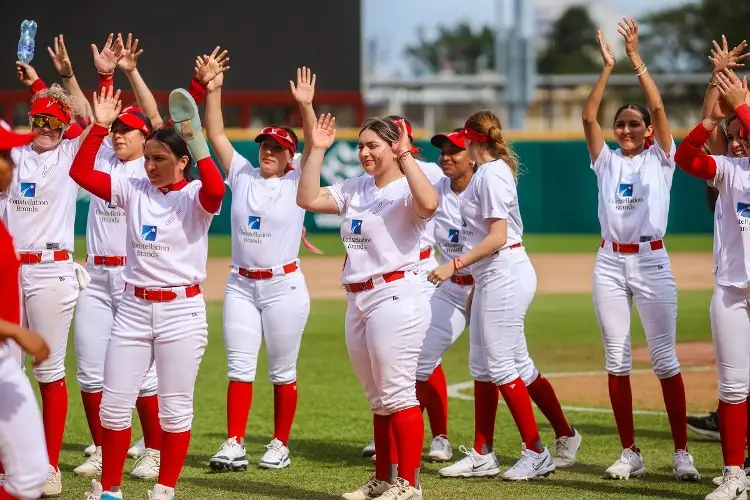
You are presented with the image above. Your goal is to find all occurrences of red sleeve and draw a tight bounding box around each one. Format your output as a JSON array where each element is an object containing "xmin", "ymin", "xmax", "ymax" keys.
[
  {"xmin": 98, "ymin": 72, "xmax": 114, "ymax": 94},
  {"xmin": 196, "ymin": 157, "xmax": 225, "ymax": 213},
  {"xmin": 63, "ymin": 123, "xmax": 84, "ymax": 140},
  {"xmin": 188, "ymin": 77, "xmax": 208, "ymax": 105},
  {"xmin": 69, "ymin": 124, "xmax": 112, "ymax": 201},
  {"xmin": 30, "ymin": 77, "xmax": 47, "ymax": 96},
  {"xmin": 735, "ymin": 103, "xmax": 750, "ymax": 136},
  {"xmin": 0, "ymin": 223, "xmax": 21, "ymax": 325},
  {"xmin": 674, "ymin": 123, "xmax": 718, "ymax": 181}
]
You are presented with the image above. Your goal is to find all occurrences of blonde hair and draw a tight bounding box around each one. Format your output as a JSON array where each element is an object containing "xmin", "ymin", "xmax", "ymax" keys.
[
  {"xmin": 465, "ymin": 109, "xmax": 519, "ymax": 180},
  {"xmin": 30, "ymin": 83, "xmax": 77, "ymax": 121}
]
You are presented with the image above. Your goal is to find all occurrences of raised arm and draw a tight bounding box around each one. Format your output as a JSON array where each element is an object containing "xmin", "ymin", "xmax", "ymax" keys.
[
  {"xmin": 115, "ymin": 33, "xmax": 164, "ymax": 129},
  {"xmin": 582, "ymin": 29, "xmax": 615, "ymax": 161},
  {"xmin": 198, "ymin": 50, "xmax": 233, "ymax": 174},
  {"xmin": 297, "ymin": 114, "xmax": 340, "ymax": 214},
  {"xmin": 392, "ymin": 121, "xmax": 438, "ymax": 219},
  {"xmin": 46, "ymin": 34, "xmax": 93, "ymax": 121},
  {"xmin": 674, "ymin": 96, "xmax": 731, "ymax": 180},
  {"xmin": 290, "ymin": 67, "xmax": 317, "ymax": 167}
]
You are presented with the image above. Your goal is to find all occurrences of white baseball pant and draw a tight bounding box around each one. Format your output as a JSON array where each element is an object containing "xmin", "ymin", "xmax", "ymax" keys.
[
  {"xmin": 100, "ymin": 289, "xmax": 208, "ymax": 433},
  {"xmin": 223, "ymin": 270, "xmax": 310, "ymax": 384},
  {"xmin": 417, "ymin": 255, "xmax": 439, "ymax": 299},
  {"xmin": 0, "ymin": 345, "xmax": 49, "ymax": 500},
  {"xmin": 593, "ymin": 246, "xmax": 680, "ymax": 378},
  {"xmin": 20, "ymin": 261, "xmax": 79, "ymax": 383},
  {"xmin": 711, "ymin": 284, "xmax": 750, "ymax": 403},
  {"xmin": 345, "ymin": 272, "xmax": 430, "ymax": 415},
  {"xmin": 469, "ymin": 249, "xmax": 539, "ymax": 386},
  {"xmin": 74, "ymin": 264, "xmax": 157, "ymax": 395}
]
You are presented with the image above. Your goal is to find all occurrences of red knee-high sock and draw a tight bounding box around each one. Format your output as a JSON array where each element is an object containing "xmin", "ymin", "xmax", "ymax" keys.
[
  {"xmin": 81, "ymin": 391, "xmax": 104, "ymax": 447},
  {"xmin": 101, "ymin": 427, "xmax": 132, "ymax": 491},
  {"xmin": 425, "ymin": 365, "xmax": 449, "ymax": 437},
  {"xmin": 136, "ymin": 395, "xmax": 162, "ymax": 451},
  {"xmin": 608, "ymin": 374, "xmax": 636, "ymax": 451},
  {"xmin": 746, "ymin": 402, "xmax": 750, "ymax": 456},
  {"xmin": 391, "ymin": 407, "xmax": 424, "ymax": 487},
  {"xmin": 39, "ymin": 379, "xmax": 67, "ymax": 468},
  {"xmin": 499, "ymin": 377, "xmax": 542, "ymax": 452},
  {"xmin": 373, "ymin": 414, "xmax": 393, "ymax": 481},
  {"xmin": 659, "ymin": 373, "xmax": 688, "ymax": 451},
  {"xmin": 473, "ymin": 381, "xmax": 499, "ymax": 454},
  {"xmin": 158, "ymin": 430, "xmax": 191, "ymax": 488},
  {"xmin": 0, "ymin": 486, "xmax": 21, "ymax": 500},
  {"xmin": 227, "ymin": 381, "xmax": 253, "ymax": 442},
  {"xmin": 415, "ymin": 380, "xmax": 428, "ymax": 413},
  {"xmin": 273, "ymin": 382, "xmax": 297, "ymax": 445},
  {"xmin": 527, "ymin": 374, "xmax": 574, "ymax": 439},
  {"xmin": 719, "ymin": 400, "xmax": 747, "ymax": 467}
]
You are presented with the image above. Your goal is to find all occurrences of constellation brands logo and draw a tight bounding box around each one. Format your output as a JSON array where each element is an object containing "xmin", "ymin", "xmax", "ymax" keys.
[
  {"xmin": 20, "ymin": 182, "xmax": 35, "ymax": 198},
  {"xmin": 248, "ymin": 215, "xmax": 261, "ymax": 230},
  {"xmin": 608, "ymin": 183, "xmax": 643, "ymax": 210},
  {"xmin": 351, "ymin": 219, "xmax": 362, "ymax": 235},
  {"xmin": 448, "ymin": 229, "xmax": 459, "ymax": 243},
  {"xmin": 141, "ymin": 225, "xmax": 157, "ymax": 241},
  {"xmin": 10, "ymin": 182, "xmax": 48, "ymax": 212},
  {"xmin": 132, "ymin": 225, "xmax": 170, "ymax": 257},
  {"xmin": 737, "ymin": 203, "xmax": 750, "ymax": 231}
]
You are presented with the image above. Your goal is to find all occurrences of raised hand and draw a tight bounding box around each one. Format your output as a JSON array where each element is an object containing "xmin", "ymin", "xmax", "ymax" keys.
[
  {"xmin": 15, "ymin": 61, "xmax": 39, "ymax": 87},
  {"xmin": 617, "ymin": 18, "xmax": 639, "ymax": 57},
  {"xmin": 91, "ymin": 33, "xmax": 124, "ymax": 75},
  {"xmin": 709, "ymin": 36, "xmax": 749, "ymax": 74},
  {"xmin": 195, "ymin": 46, "xmax": 230, "ymax": 85},
  {"xmin": 716, "ymin": 69, "xmax": 749, "ymax": 109},
  {"xmin": 93, "ymin": 86, "xmax": 122, "ymax": 128},
  {"xmin": 47, "ymin": 34, "xmax": 74, "ymax": 76},
  {"xmin": 116, "ymin": 33, "xmax": 143, "ymax": 73},
  {"xmin": 290, "ymin": 66, "xmax": 316, "ymax": 105},
  {"xmin": 206, "ymin": 71, "xmax": 224, "ymax": 92},
  {"xmin": 311, "ymin": 113, "xmax": 336, "ymax": 149},
  {"xmin": 709, "ymin": 94, "xmax": 734, "ymax": 122},
  {"xmin": 392, "ymin": 119, "xmax": 411, "ymax": 155},
  {"xmin": 597, "ymin": 28, "xmax": 615, "ymax": 68}
]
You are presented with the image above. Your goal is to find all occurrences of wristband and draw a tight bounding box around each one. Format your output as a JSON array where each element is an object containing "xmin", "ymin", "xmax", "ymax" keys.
[
  {"xmin": 61, "ymin": 73, "xmax": 74, "ymax": 79},
  {"xmin": 397, "ymin": 151, "xmax": 412, "ymax": 163},
  {"xmin": 636, "ymin": 66, "xmax": 648, "ymax": 77}
]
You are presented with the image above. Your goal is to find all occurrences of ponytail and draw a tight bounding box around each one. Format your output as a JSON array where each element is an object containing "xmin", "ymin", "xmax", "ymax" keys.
[{"xmin": 486, "ymin": 125, "xmax": 519, "ymax": 180}]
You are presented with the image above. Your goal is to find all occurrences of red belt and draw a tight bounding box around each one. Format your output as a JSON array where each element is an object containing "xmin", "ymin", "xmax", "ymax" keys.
[
  {"xmin": 238, "ymin": 262, "xmax": 298, "ymax": 280},
  {"xmin": 344, "ymin": 271, "xmax": 405, "ymax": 293},
  {"xmin": 450, "ymin": 274, "xmax": 474, "ymax": 286},
  {"xmin": 89, "ymin": 255, "xmax": 126, "ymax": 266},
  {"xmin": 419, "ymin": 248, "xmax": 432, "ymax": 260},
  {"xmin": 132, "ymin": 284, "xmax": 202, "ymax": 302},
  {"xmin": 601, "ymin": 239, "xmax": 664, "ymax": 254},
  {"xmin": 19, "ymin": 250, "xmax": 70, "ymax": 264}
]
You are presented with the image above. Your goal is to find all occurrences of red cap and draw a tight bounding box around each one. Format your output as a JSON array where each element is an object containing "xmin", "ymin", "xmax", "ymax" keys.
[
  {"xmin": 255, "ymin": 126, "xmax": 297, "ymax": 155},
  {"xmin": 113, "ymin": 106, "xmax": 152, "ymax": 135},
  {"xmin": 0, "ymin": 119, "xmax": 35, "ymax": 150},
  {"xmin": 431, "ymin": 130, "xmax": 466, "ymax": 149},
  {"xmin": 463, "ymin": 122, "xmax": 488, "ymax": 143},
  {"xmin": 29, "ymin": 97, "xmax": 71, "ymax": 124}
]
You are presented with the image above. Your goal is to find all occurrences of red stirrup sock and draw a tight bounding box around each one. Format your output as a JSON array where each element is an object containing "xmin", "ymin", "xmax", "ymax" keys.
[
  {"xmin": 39, "ymin": 379, "xmax": 68, "ymax": 469},
  {"xmin": 473, "ymin": 381, "xmax": 499, "ymax": 454},
  {"xmin": 719, "ymin": 400, "xmax": 747, "ymax": 467},
  {"xmin": 136, "ymin": 394, "xmax": 162, "ymax": 451},
  {"xmin": 227, "ymin": 381, "xmax": 253, "ymax": 442},
  {"xmin": 527, "ymin": 373, "xmax": 574, "ymax": 438},
  {"xmin": 0, "ymin": 487, "xmax": 21, "ymax": 500},
  {"xmin": 158, "ymin": 430, "xmax": 191, "ymax": 488},
  {"xmin": 81, "ymin": 391, "xmax": 104, "ymax": 446},
  {"xmin": 746, "ymin": 401, "xmax": 750, "ymax": 455},
  {"xmin": 101, "ymin": 427, "xmax": 132, "ymax": 491},
  {"xmin": 391, "ymin": 407, "xmax": 424, "ymax": 487},
  {"xmin": 373, "ymin": 414, "xmax": 393, "ymax": 481},
  {"xmin": 499, "ymin": 377, "xmax": 542, "ymax": 452},
  {"xmin": 415, "ymin": 380, "xmax": 429, "ymax": 413},
  {"xmin": 659, "ymin": 373, "xmax": 688, "ymax": 451},
  {"xmin": 273, "ymin": 381, "xmax": 298, "ymax": 445},
  {"xmin": 425, "ymin": 365, "xmax": 449, "ymax": 437},
  {"xmin": 608, "ymin": 374, "xmax": 636, "ymax": 451}
]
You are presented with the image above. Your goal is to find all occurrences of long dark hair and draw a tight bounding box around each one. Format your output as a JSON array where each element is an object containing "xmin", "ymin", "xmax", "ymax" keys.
[{"xmin": 147, "ymin": 127, "xmax": 195, "ymax": 181}]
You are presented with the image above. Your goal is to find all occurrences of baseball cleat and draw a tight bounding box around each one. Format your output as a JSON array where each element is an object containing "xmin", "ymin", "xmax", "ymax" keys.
[
  {"xmin": 714, "ymin": 459, "xmax": 750, "ymax": 487},
  {"xmin": 128, "ymin": 437, "xmax": 146, "ymax": 459},
  {"xmin": 428, "ymin": 435, "xmax": 453, "ymax": 462},
  {"xmin": 84, "ymin": 479, "xmax": 124, "ymax": 500},
  {"xmin": 706, "ymin": 467, "xmax": 747, "ymax": 500},
  {"xmin": 84, "ymin": 443, "xmax": 97, "ymax": 457},
  {"xmin": 75, "ymin": 446, "xmax": 103, "ymax": 477},
  {"xmin": 41, "ymin": 464, "xmax": 62, "ymax": 497},
  {"xmin": 554, "ymin": 427, "xmax": 582, "ymax": 468},
  {"xmin": 688, "ymin": 411, "xmax": 721, "ymax": 441},
  {"xmin": 259, "ymin": 438, "xmax": 291, "ymax": 469},
  {"xmin": 362, "ymin": 438, "xmax": 376, "ymax": 458},
  {"xmin": 147, "ymin": 484, "xmax": 175, "ymax": 500},
  {"xmin": 209, "ymin": 437, "xmax": 248, "ymax": 472},
  {"xmin": 605, "ymin": 448, "xmax": 646, "ymax": 480},
  {"xmin": 503, "ymin": 446, "xmax": 556, "ymax": 481},
  {"xmin": 341, "ymin": 475, "xmax": 391, "ymax": 500},
  {"xmin": 131, "ymin": 449, "xmax": 160, "ymax": 479},
  {"xmin": 673, "ymin": 449, "xmax": 700, "ymax": 481},
  {"xmin": 374, "ymin": 477, "xmax": 422, "ymax": 500},
  {"xmin": 438, "ymin": 445, "xmax": 500, "ymax": 478}
]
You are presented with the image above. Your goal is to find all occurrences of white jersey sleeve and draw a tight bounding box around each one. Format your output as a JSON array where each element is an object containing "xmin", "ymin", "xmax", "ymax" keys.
[
  {"xmin": 111, "ymin": 172, "xmax": 142, "ymax": 211},
  {"xmin": 328, "ymin": 176, "xmax": 362, "ymax": 215},
  {"xmin": 225, "ymin": 149, "xmax": 250, "ymax": 189},
  {"xmin": 591, "ymin": 143, "xmax": 613, "ymax": 175},
  {"xmin": 479, "ymin": 165, "xmax": 517, "ymax": 220}
]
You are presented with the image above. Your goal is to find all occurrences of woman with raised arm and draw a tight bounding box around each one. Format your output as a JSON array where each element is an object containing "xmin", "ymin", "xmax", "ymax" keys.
[
  {"xmin": 298, "ymin": 114, "xmax": 438, "ymax": 499},
  {"xmin": 581, "ymin": 19, "xmax": 699, "ymax": 481}
]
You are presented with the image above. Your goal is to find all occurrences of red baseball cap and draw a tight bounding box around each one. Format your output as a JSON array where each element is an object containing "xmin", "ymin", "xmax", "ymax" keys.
[
  {"xmin": 0, "ymin": 119, "xmax": 34, "ymax": 150},
  {"xmin": 113, "ymin": 106, "xmax": 152, "ymax": 135},
  {"xmin": 255, "ymin": 126, "xmax": 297, "ymax": 155},
  {"xmin": 29, "ymin": 97, "xmax": 71, "ymax": 124},
  {"xmin": 431, "ymin": 130, "xmax": 466, "ymax": 149}
]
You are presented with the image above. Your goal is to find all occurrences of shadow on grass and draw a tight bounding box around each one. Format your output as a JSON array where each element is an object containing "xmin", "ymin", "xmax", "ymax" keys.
[
  {"xmin": 180, "ymin": 476, "xmax": 341, "ymax": 500},
  {"xmin": 569, "ymin": 422, "xmax": 675, "ymax": 441}
]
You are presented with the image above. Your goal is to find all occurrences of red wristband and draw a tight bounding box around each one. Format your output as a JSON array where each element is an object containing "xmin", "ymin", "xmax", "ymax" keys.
[{"xmin": 30, "ymin": 78, "xmax": 47, "ymax": 95}]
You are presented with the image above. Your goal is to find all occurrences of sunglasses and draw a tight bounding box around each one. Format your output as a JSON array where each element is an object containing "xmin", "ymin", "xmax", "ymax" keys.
[{"xmin": 31, "ymin": 115, "xmax": 66, "ymax": 130}]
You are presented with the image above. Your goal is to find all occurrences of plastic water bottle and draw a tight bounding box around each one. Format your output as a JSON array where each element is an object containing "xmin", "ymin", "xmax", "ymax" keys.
[{"xmin": 17, "ymin": 20, "xmax": 38, "ymax": 64}]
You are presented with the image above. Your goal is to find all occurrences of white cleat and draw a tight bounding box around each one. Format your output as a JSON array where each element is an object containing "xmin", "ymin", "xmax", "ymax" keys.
[
  {"xmin": 341, "ymin": 475, "xmax": 391, "ymax": 500},
  {"xmin": 503, "ymin": 446, "xmax": 556, "ymax": 481},
  {"xmin": 673, "ymin": 449, "xmax": 700, "ymax": 481},
  {"xmin": 128, "ymin": 438, "xmax": 146, "ymax": 459},
  {"xmin": 374, "ymin": 477, "xmax": 422, "ymax": 500},
  {"xmin": 85, "ymin": 480, "xmax": 124, "ymax": 500},
  {"xmin": 553, "ymin": 428, "xmax": 582, "ymax": 468},
  {"xmin": 706, "ymin": 467, "xmax": 748, "ymax": 500},
  {"xmin": 438, "ymin": 445, "xmax": 500, "ymax": 478},
  {"xmin": 131, "ymin": 449, "xmax": 160, "ymax": 479},
  {"xmin": 428, "ymin": 435, "xmax": 453, "ymax": 462},
  {"xmin": 362, "ymin": 438, "xmax": 376, "ymax": 458},
  {"xmin": 259, "ymin": 438, "xmax": 291, "ymax": 469},
  {"xmin": 75, "ymin": 446, "xmax": 103, "ymax": 477},
  {"xmin": 148, "ymin": 484, "xmax": 175, "ymax": 500},
  {"xmin": 714, "ymin": 462, "xmax": 750, "ymax": 487},
  {"xmin": 84, "ymin": 443, "xmax": 97, "ymax": 457},
  {"xmin": 41, "ymin": 464, "xmax": 62, "ymax": 497},
  {"xmin": 605, "ymin": 448, "xmax": 646, "ymax": 480},
  {"xmin": 209, "ymin": 437, "xmax": 249, "ymax": 472}
]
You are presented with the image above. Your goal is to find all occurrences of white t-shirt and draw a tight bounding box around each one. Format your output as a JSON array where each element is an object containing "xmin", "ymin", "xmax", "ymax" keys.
[
  {"xmin": 432, "ymin": 177, "xmax": 471, "ymax": 275},
  {"xmin": 86, "ymin": 138, "xmax": 147, "ymax": 257},
  {"xmin": 591, "ymin": 141, "xmax": 676, "ymax": 244},
  {"xmin": 7, "ymin": 139, "xmax": 80, "ymax": 252},
  {"xmin": 416, "ymin": 159, "xmax": 444, "ymax": 250},
  {"xmin": 709, "ymin": 156, "xmax": 750, "ymax": 287},
  {"xmin": 460, "ymin": 160, "xmax": 523, "ymax": 272},
  {"xmin": 111, "ymin": 176, "xmax": 216, "ymax": 287},
  {"xmin": 328, "ymin": 174, "xmax": 426, "ymax": 284},
  {"xmin": 226, "ymin": 150, "xmax": 304, "ymax": 269}
]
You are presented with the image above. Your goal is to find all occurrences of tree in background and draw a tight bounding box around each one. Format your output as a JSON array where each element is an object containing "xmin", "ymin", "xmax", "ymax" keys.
[
  {"xmin": 404, "ymin": 23, "xmax": 495, "ymax": 75},
  {"xmin": 537, "ymin": 5, "xmax": 601, "ymax": 74}
]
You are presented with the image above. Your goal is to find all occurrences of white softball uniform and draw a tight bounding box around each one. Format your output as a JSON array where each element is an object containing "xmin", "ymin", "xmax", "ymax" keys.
[
  {"xmin": 74, "ymin": 139, "xmax": 157, "ymax": 396},
  {"xmin": 8, "ymin": 139, "xmax": 81, "ymax": 384},
  {"xmin": 222, "ymin": 151, "xmax": 310, "ymax": 385},
  {"xmin": 461, "ymin": 160, "xmax": 538, "ymax": 386},
  {"xmin": 100, "ymin": 176, "xmax": 213, "ymax": 434},
  {"xmin": 329, "ymin": 175, "xmax": 430, "ymax": 414},
  {"xmin": 416, "ymin": 177, "xmax": 472, "ymax": 381},
  {"xmin": 415, "ymin": 160, "xmax": 445, "ymax": 297},
  {"xmin": 591, "ymin": 142, "xmax": 680, "ymax": 379}
]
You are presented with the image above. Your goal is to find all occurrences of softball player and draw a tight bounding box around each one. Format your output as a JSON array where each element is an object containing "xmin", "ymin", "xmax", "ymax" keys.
[
  {"xmin": 673, "ymin": 69, "xmax": 750, "ymax": 500},
  {"xmin": 298, "ymin": 114, "xmax": 438, "ymax": 499},
  {"xmin": 205, "ymin": 66, "xmax": 315, "ymax": 471},
  {"xmin": 581, "ymin": 20, "xmax": 698, "ymax": 481},
  {"xmin": 70, "ymin": 84, "xmax": 225, "ymax": 500}
]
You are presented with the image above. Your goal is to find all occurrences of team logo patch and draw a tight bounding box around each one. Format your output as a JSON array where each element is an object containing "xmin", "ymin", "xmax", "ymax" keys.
[
  {"xmin": 448, "ymin": 229, "xmax": 460, "ymax": 243},
  {"xmin": 141, "ymin": 225, "xmax": 157, "ymax": 241},
  {"xmin": 737, "ymin": 203, "xmax": 750, "ymax": 218},
  {"xmin": 20, "ymin": 182, "xmax": 36, "ymax": 198},
  {"xmin": 105, "ymin": 201, "xmax": 117, "ymax": 209},
  {"xmin": 618, "ymin": 183, "xmax": 633, "ymax": 197},
  {"xmin": 248, "ymin": 215, "xmax": 261, "ymax": 230},
  {"xmin": 351, "ymin": 219, "xmax": 363, "ymax": 235}
]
